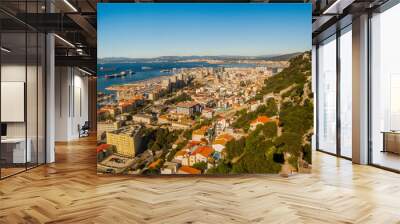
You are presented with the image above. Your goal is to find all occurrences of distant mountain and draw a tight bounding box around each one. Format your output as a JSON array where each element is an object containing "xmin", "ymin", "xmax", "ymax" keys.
[
  {"xmin": 97, "ymin": 52, "xmax": 303, "ymax": 64},
  {"xmin": 261, "ymin": 52, "xmax": 303, "ymax": 61}
]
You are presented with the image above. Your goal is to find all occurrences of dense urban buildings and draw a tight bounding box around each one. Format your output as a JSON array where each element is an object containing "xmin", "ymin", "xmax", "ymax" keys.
[{"xmin": 97, "ymin": 52, "xmax": 313, "ymax": 175}]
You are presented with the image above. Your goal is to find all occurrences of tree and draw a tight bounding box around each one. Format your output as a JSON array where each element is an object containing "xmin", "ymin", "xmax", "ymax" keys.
[
  {"xmin": 302, "ymin": 143, "xmax": 312, "ymax": 164},
  {"xmin": 167, "ymin": 140, "xmax": 187, "ymax": 161},
  {"xmin": 259, "ymin": 122, "xmax": 277, "ymax": 139},
  {"xmin": 225, "ymin": 137, "xmax": 246, "ymax": 160},
  {"xmin": 259, "ymin": 53, "xmax": 311, "ymax": 95},
  {"xmin": 275, "ymin": 132, "xmax": 302, "ymax": 156},
  {"xmin": 165, "ymin": 93, "xmax": 192, "ymax": 104},
  {"xmin": 207, "ymin": 160, "xmax": 232, "ymax": 174},
  {"xmin": 279, "ymin": 100, "xmax": 313, "ymax": 135},
  {"xmin": 232, "ymin": 100, "xmax": 278, "ymax": 132},
  {"xmin": 192, "ymin": 162, "xmax": 208, "ymax": 172},
  {"xmin": 241, "ymin": 135, "xmax": 281, "ymax": 173},
  {"xmin": 264, "ymin": 98, "xmax": 278, "ymax": 117}
]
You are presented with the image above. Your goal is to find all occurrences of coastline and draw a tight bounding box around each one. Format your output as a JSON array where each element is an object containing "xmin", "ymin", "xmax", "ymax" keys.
[
  {"xmin": 98, "ymin": 61, "xmax": 272, "ymax": 93},
  {"xmin": 105, "ymin": 74, "xmax": 172, "ymax": 91}
]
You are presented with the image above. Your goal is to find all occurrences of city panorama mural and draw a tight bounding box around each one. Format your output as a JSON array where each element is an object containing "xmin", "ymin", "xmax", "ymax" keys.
[{"xmin": 97, "ymin": 3, "xmax": 313, "ymax": 175}]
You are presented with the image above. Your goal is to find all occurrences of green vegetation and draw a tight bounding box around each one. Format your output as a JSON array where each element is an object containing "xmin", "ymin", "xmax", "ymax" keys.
[
  {"xmin": 166, "ymin": 140, "xmax": 188, "ymax": 162},
  {"xmin": 225, "ymin": 137, "xmax": 246, "ymax": 161},
  {"xmin": 165, "ymin": 93, "xmax": 192, "ymax": 105},
  {"xmin": 281, "ymin": 84, "xmax": 304, "ymax": 103},
  {"xmin": 302, "ymin": 143, "xmax": 312, "ymax": 164},
  {"xmin": 209, "ymin": 122, "xmax": 281, "ymax": 174},
  {"xmin": 207, "ymin": 161, "xmax": 232, "ymax": 174},
  {"xmin": 211, "ymin": 52, "xmax": 313, "ymax": 174},
  {"xmin": 232, "ymin": 122, "xmax": 281, "ymax": 173},
  {"xmin": 192, "ymin": 162, "xmax": 208, "ymax": 172},
  {"xmin": 183, "ymin": 118, "xmax": 213, "ymax": 139},
  {"xmin": 232, "ymin": 98, "xmax": 278, "ymax": 132},
  {"xmin": 144, "ymin": 168, "xmax": 159, "ymax": 175},
  {"xmin": 97, "ymin": 145, "xmax": 116, "ymax": 162},
  {"xmin": 260, "ymin": 52, "xmax": 311, "ymax": 95},
  {"xmin": 140, "ymin": 128, "xmax": 181, "ymax": 156},
  {"xmin": 279, "ymin": 100, "xmax": 313, "ymax": 134},
  {"xmin": 97, "ymin": 113, "xmax": 114, "ymax": 122}
]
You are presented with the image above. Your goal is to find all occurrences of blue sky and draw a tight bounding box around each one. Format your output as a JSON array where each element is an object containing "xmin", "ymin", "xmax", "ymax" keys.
[{"xmin": 98, "ymin": 3, "xmax": 311, "ymax": 58}]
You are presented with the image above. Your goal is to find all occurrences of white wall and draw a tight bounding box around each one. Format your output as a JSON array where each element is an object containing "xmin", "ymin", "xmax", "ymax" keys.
[
  {"xmin": 1, "ymin": 64, "xmax": 26, "ymax": 138},
  {"xmin": 55, "ymin": 67, "xmax": 69, "ymax": 141},
  {"xmin": 54, "ymin": 67, "xmax": 89, "ymax": 141}
]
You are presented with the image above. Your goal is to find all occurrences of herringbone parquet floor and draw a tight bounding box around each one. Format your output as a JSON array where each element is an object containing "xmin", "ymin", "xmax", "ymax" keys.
[{"xmin": 1, "ymin": 136, "xmax": 400, "ymax": 224}]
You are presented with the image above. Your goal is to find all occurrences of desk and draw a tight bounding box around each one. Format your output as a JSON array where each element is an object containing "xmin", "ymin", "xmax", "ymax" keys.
[
  {"xmin": 1, "ymin": 138, "xmax": 31, "ymax": 164},
  {"xmin": 382, "ymin": 131, "xmax": 400, "ymax": 154}
]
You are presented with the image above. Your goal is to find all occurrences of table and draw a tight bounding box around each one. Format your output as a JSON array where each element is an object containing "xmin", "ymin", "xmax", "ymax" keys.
[
  {"xmin": 1, "ymin": 138, "xmax": 31, "ymax": 164},
  {"xmin": 381, "ymin": 131, "xmax": 400, "ymax": 154}
]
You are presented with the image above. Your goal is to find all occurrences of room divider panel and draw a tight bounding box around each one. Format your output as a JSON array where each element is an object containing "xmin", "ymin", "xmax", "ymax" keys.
[{"xmin": 0, "ymin": 0, "xmax": 46, "ymax": 179}]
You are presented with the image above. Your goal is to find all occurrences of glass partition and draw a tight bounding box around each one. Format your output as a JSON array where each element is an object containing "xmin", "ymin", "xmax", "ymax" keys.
[
  {"xmin": 0, "ymin": 1, "xmax": 46, "ymax": 179},
  {"xmin": 0, "ymin": 30, "xmax": 28, "ymax": 177},
  {"xmin": 317, "ymin": 35, "xmax": 337, "ymax": 154},
  {"xmin": 370, "ymin": 3, "xmax": 400, "ymax": 171},
  {"xmin": 339, "ymin": 26, "xmax": 352, "ymax": 158},
  {"xmin": 27, "ymin": 31, "xmax": 38, "ymax": 169}
]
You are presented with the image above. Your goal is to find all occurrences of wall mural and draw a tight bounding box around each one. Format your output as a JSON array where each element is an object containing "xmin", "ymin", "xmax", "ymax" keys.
[{"xmin": 97, "ymin": 3, "xmax": 313, "ymax": 175}]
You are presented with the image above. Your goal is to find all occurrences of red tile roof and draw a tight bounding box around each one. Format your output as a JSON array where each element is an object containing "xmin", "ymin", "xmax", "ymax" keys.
[
  {"xmin": 148, "ymin": 159, "xmax": 161, "ymax": 169},
  {"xmin": 176, "ymin": 101, "xmax": 199, "ymax": 108},
  {"xmin": 251, "ymin": 116, "xmax": 270, "ymax": 124},
  {"xmin": 192, "ymin": 146, "xmax": 214, "ymax": 158},
  {"xmin": 179, "ymin": 166, "xmax": 201, "ymax": 174},
  {"xmin": 175, "ymin": 150, "xmax": 187, "ymax": 157},
  {"xmin": 96, "ymin": 144, "xmax": 111, "ymax": 153},
  {"xmin": 188, "ymin": 140, "xmax": 202, "ymax": 147}
]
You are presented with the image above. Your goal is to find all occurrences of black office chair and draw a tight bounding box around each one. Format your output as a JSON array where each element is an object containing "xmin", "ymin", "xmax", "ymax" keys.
[{"xmin": 79, "ymin": 121, "xmax": 90, "ymax": 138}]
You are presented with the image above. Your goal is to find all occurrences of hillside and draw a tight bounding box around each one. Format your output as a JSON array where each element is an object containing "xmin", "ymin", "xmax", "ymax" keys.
[
  {"xmin": 208, "ymin": 51, "xmax": 313, "ymax": 174},
  {"xmin": 261, "ymin": 52, "xmax": 303, "ymax": 61}
]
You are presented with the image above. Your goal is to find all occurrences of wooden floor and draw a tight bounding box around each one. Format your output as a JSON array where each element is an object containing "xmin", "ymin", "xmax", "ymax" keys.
[{"xmin": 1, "ymin": 136, "xmax": 400, "ymax": 224}]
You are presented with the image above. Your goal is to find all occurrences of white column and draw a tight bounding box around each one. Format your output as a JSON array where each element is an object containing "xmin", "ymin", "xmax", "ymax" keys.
[
  {"xmin": 46, "ymin": 33, "xmax": 55, "ymax": 163},
  {"xmin": 352, "ymin": 14, "xmax": 369, "ymax": 164}
]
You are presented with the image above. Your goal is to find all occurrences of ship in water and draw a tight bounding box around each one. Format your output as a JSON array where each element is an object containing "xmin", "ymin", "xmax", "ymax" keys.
[
  {"xmin": 105, "ymin": 70, "xmax": 135, "ymax": 79},
  {"xmin": 160, "ymin": 69, "xmax": 171, "ymax": 73},
  {"xmin": 141, "ymin": 66, "xmax": 152, "ymax": 70}
]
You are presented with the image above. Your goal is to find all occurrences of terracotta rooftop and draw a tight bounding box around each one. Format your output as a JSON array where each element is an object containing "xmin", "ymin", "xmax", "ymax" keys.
[
  {"xmin": 179, "ymin": 166, "xmax": 201, "ymax": 174},
  {"xmin": 217, "ymin": 133, "xmax": 234, "ymax": 141},
  {"xmin": 96, "ymin": 144, "xmax": 112, "ymax": 153},
  {"xmin": 148, "ymin": 159, "xmax": 161, "ymax": 169},
  {"xmin": 192, "ymin": 146, "xmax": 214, "ymax": 158},
  {"xmin": 188, "ymin": 140, "xmax": 202, "ymax": 147},
  {"xmin": 213, "ymin": 133, "xmax": 234, "ymax": 145},
  {"xmin": 176, "ymin": 101, "xmax": 199, "ymax": 108},
  {"xmin": 175, "ymin": 150, "xmax": 187, "ymax": 157},
  {"xmin": 192, "ymin": 126, "xmax": 209, "ymax": 136},
  {"xmin": 251, "ymin": 116, "xmax": 270, "ymax": 124}
]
